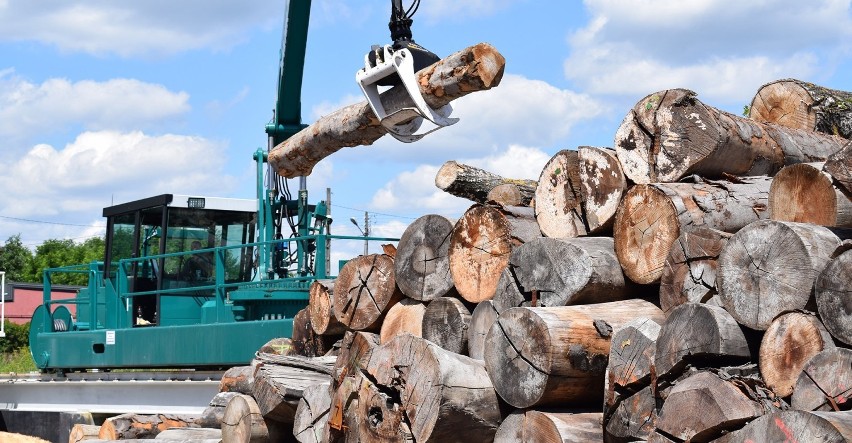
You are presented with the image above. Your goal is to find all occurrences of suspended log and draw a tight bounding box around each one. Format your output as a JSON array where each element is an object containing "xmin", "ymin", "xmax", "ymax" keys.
[
  {"xmin": 615, "ymin": 88, "xmax": 848, "ymax": 184},
  {"xmin": 816, "ymin": 248, "xmax": 852, "ymax": 345},
  {"xmin": 379, "ymin": 297, "xmax": 425, "ymax": 344},
  {"xmin": 607, "ymin": 317, "xmax": 661, "ymax": 390},
  {"xmin": 434, "ymin": 160, "xmax": 536, "ymax": 205},
  {"xmin": 333, "ymin": 253, "xmax": 403, "ymax": 332},
  {"xmin": 614, "ymin": 177, "xmax": 771, "ymax": 285},
  {"xmin": 791, "ymin": 348, "xmax": 852, "ymax": 411},
  {"xmin": 604, "ymin": 385, "xmax": 657, "ymax": 443},
  {"xmin": 309, "ymin": 280, "xmax": 345, "ymax": 336},
  {"xmin": 219, "ymin": 366, "xmax": 255, "ymax": 395},
  {"xmin": 534, "ymin": 149, "xmax": 586, "ymax": 238},
  {"xmin": 293, "ymin": 382, "xmax": 332, "ymax": 443},
  {"xmin": 660, "ymin": 227, "xmax": 730, "ymax": 314},
  {"xmin": 654, "ymin": 303, "xmax": 750, "ymax": 378},
  {"xmin": 197, "ymin": 391, "xmax": 241, "ymax": 428},
  {"xmin": 365, "ymin": 333, "xmax": 502, "ymax": 442},
  {"xmin": 330, "ymin": 331, "xmax": 380, "ymax": 387},
  {"xmin": 394, "ymin": 214, "xmax": 456, "ymax": 302},
  {"xmin": 422, "ymin": 296, "xmax": 471, "ymax": 355},
  {"xmin": 715, "ymin": 410, "xmax": 852, "ymax": 443},
  {"xmin": 448, "ymin": 204, "xmax": 540, "ymax": 303},
  {"xmin": 492, "ymin": 237, "xmax": 634, "ymax": 312},
  {"xmin": 487, "ymin": 183, "xmax": 533, "ymax": 206},
  {"xmin": 749, "ymin": 78, "xmax": 852, "ymax": 139},
  {"xmin": 759, "ymin": 311, "xmax": 835, "ymax": 398},
  {"xmin": 467, "ymin": 300, "xmax": 498, "ymax": 361},
  {"xmin": 718, "ymin": 220, "xmax": 846, "ymax": 330},
  {"xmin": 69, "ymin": 424, "xmax": 100, "ymax": 443},
  {"xmin": 251, "ymin": 357, "xmax": 333, "ymax": 424},
  {"xmin": 769, "ymin": 162, "xmax": 852, "ymax": 227},
  {"xmin": 98, "ymin": 414, "xmax": 200, "ymax": 440},
  {"xmin": 824, "ymin": 140, "xmax": 852, "ymax": 195},
  {"xmin": 292, "ymin": 307, "xmax": 339, "ymax": 357},
  {"xmin": 269, "ymin": 43, "xmax": 506, "ymax": 178},
  {"xmin": 484, "ymin": 299, "xmax": 664, "ymax": 408}
]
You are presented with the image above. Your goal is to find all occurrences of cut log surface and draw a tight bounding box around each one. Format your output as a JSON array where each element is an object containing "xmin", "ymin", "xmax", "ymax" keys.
[
  {"xmin": 718, "ymin": 220, "xmax": 844, "ymax": 330},
  {"xmin": 251, "ymin": 357, "xmax": 333, "ymax": 423},
  {"xmin": 825, "ymin": 140, "xmax": 852, "ymax": 195},
  {"xmin": 523, "ymin": 411, "xmax": 604, "ymax": 443},
  {"xmin": 791, "ymin": 348, "xmax": 852, "ymax": 412},
  {"xmin": 354, "ymin": 375, "xmax": 412, "ymax": 443},
  {"xmin": 333, "ymin": 253, "xmax": 402, "ymax": 332},
  {"xmin": 292, "ymin": 307, "xmax": 338, "ymax": 357},
  {"xmin": 221, "ymin": 394, "xmax": 272, "ymax": 443},
  {"xmin": 449, "ymin": 204, "xmax": 540, "ymax": 303},
  {"xmin": 394, "ymin": 214, "xmax": 456, "ymax": 302},
  {"xmin": 716, "ymin": 410, "xmax": 852, "ymax": 443},
  {"xmin": 69, "ymin": 424, "xmax": 100, "ymax": 443},
  {"xmin": 484, "ymin": 299, "xmax": 665, "ymax": 408},
  {"xmin": 98, "ymin": 414, "xmax": 200, "ymax": 440},
  {"xmin": 607, "ymin": 317, "xmax": 661, "ymax": 390},
  {"xmin": 219, "ymin": 365, "xmax": 255, "ymax": 395},
  {"xmin": 492, "ymin": 409, "xmax": 525, "ymax": 442},
  {"xmin": 269, "ymin": 43, "xmax": 506, "ymax": 178},
  {"xmin": 534, "ymin": 149, "xmax": 586, "ymax": 238},
  {"xmin": 816, "ymin": 248, "xmax": 852, "ymax": 345},
  {"xmin": 421, "ymin": 296, "xmax": 471, "ymax": 355},
  {"xmin": 614, "ymin": 88, "xmax": 848, "ymax": 184},
  {"xmin": 487, "ymin": 183, "xmax": 533, "ymax": 207},
  {"xmin": 326, "ymin": 372, "xmax": 364, "ymax": 442},
  {"xmin": 435, "ymin": 160, "xmax": 536, "ymax": 205},
  {"xmin": 605, "ymin": 385, "xmax": 657, "ymax": 443},
  {"xmin": 654, "ymin": 303, "xmax": 750, "ymax": 378},
  {"xmin": 769, "ymin": 162, "xmax": 852, "ymax": 227},
  {"xmin": 750, "ymin": 78, "xmax": 852, "ymax": 139},
  {"xmin": 293, "ymin": 382, "xmax": 332, "ymax": 443},
  {"xmin": 759, "ymin": 311, "xmax": 835, "ymax": 398},
  {"xmin": 379, "ymin": 297, "xmax": 425, "ymax": 344},
  {"xmin": 366, "ymin": 334, "xmax": 502, "ymax": 442},
  {"xmin": 493, "ymin": 236, "xmax": 632, "ymax": 312},
  {"xmin": 467, "ymin": 299, "xmax": 498, "ymax": 361},
  {"xmin": 309, "ymin": 280, "xmax": 345, "ymax": 336},
  {"xmin": 198, "ymin": 391, "xmax": 240, "ymax": 428},
  {"xmin": 330, "ymin": 331, "xmax": 380, "ymax": 387},
  {"xmin": 579, "ymin": 146, "xmax": 627, "ymax": 234},
  {"xmin": 614, "ymin": 178, "xmax": 770, "ymax": 285},
  {"xmin": 660, "ymin": 227, "xmax": 730, "ymax": 314}
]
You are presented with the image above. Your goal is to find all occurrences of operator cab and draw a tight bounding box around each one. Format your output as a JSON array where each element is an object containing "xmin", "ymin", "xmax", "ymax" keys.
[{"xmin": 103, "ymin": 194, "xmax": 257, "ymax": 326}]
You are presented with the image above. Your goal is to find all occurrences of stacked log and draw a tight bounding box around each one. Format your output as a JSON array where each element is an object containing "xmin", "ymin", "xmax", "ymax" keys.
[{"xmin": 749, "ymin": 78, "xmax": 852, "ymax": 139}]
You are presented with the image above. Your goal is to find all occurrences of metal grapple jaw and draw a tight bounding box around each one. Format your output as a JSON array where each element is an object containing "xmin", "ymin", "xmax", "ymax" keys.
[{"xmin": 356, "ymin": 44, "xmax": 459, "ymax": 143}]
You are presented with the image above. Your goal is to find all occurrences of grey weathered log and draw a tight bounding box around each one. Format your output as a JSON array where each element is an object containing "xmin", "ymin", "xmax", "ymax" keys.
[
  {"xmin": 197, "ymin": 391, "xmax": 241, "ymax": 428},
  {"xmin": 791, "ymin": 348, "xmax": 852, "ymax": 412},
  {"xmin": 378, "ymin": 297, "xmax": 425, "ymax": 344},
  {"xmin": 309, "ymin": 280, "xmax": 345, "ymax": 336},
  {"xmin": 614, "ymin": 177, "xmax": 771, "ymax": 285},
  {"xmin": 448, "ymin": 204, "xmax": 540, "ymax": 303},
  {"xmin": 333, "ymin": 253, "xmax": 402, "ymax": 332},
  {"xmin": 492, "ymin": 409, "xmax": 525, "ymax": 442},
  {"xmin": 251, "ymin": 357, "xmax": 334, "ymax": 424},
  {"xmin": 659, "ymin": 226, "xmax": 730, "ymax": 314},
  {"xmin": 749, "ymin": 78, "xmax": 852, "ymax": 139},
  {"xmin": 269, "ymin": 43, "xmax": 506, "ymax": 178},
  {"xmin": 718, "ymin": 220, "xmax": 847, "ymax": 330},
  {"xmin": 604, "ymin": 385, "xmax": 657, "ymax": 443},
  {"xmin": 394, "ymin": 214, "xmax": 456, "ymax": 302},
  {"xmin": 293, "ymin": 382, "xmax": 332, "ymax": 443},
  {"xmin": 221, "ymin": 394, "xmax": 282, "ymax": 443},
  {"xmin": 467, "ymin": 300, "xmax": 498, "ymax": 361},
  {"xmin": 579, "ymin": 146, "xmax": 628, "ymax": 234},
  {"xmin": 816, "ymin": 247, "xmax": 852, "ymax": 345},
  {"xmin": 769, "ymin": 162, "xmax": 852, "ymax": 227},
  {"xmin": 607, "ymin": 317, "xmax": 661, "ymax": 390},
  {"xmin": 435, "ymin": 160, "xmax": 536, "ymax": 205},
  {"xmin": 330, "ymin": 331, "xmax": 380, "ymax": 388},
  {"xmin": 155, "ymin": 428, "xmax": 222, "ymax": 440},
  {"xmin": 715, "ymin": 410, "xmax": 852, "ymax": 443},
  {"xmin": 824, "ymin": 140, "xmax": 852, "ymax": 195},
  {"xmin": 759, "ymin": 311, "xmax": 835, "ymax": 398},
  {"xmin": 219, "ymin": 365, "xmax": 254, "ymax": 395},
  {"xmin": 534, "ymin": 149, "xmax": 586, "ymax": 238},
  {"xmin": 614, "ymin": 88, "xmax": 848, "ymax": 184},
  {"xmin": 521, "ymin": 411, "xmax": 604, "ymax": 442},
  {"xmin": 422, "ymin": 296, "xmax": 471, "ymax": 355}
]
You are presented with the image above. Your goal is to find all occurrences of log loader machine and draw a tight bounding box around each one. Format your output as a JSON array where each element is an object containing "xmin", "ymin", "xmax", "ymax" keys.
[{"xmin": 26, "ymin": 0, "xmax": 448, "ymax": 373}]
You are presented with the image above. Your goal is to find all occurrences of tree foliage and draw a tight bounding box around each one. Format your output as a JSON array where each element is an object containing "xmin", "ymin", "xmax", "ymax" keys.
[
  {"xmin": 0, "ymin": 321, "xmax": 30, "ymax": 353},
  {"xmin": 0, "ymin": 234, "xmax": 104, "ymax": 285},
  {"xmin": 0, "ymin": 235, "xmax": 33, "ymax": 282}
]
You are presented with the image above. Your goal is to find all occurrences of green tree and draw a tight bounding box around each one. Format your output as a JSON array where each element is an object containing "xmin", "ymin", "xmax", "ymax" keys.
[
  {"xmin": 0, "ymin": 234, "xmax": 34, "ymax": 282},
  {"xmin": 0, "ymin": 321, "xmax": 29, "ymax": 353}
]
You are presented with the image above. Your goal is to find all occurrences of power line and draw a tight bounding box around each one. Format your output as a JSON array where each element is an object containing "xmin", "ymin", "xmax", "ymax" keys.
[
  {"xmin": 329, "ymin": 204, "xmax": 418, "ymax": 221},
  {"xmin": 0, "ymin": 215, "xmax": 106, "ymax": 228}
]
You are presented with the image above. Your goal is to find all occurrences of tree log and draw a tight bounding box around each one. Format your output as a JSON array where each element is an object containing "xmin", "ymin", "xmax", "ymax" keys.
[
  {"xmin": 716, "ymin": 410, "xmax": 852, "ymax": 443},
  {"xmin": 269, "ymin": 43, "xmax": 506, "ymax": 178},
  {"xmin": 331, "ymin": 331, "xmax": 380, "ymax": 387},
  {"xmin": 326, "ymin": 372, "xmax": 365, "ymax": 442},
  {"xmin": 448, "ymin": 204, "xmax": 540, "ymax": 303},
  {"xmin": 354, "ymin": 375, "xmax": 413, "ymax": 443},
  {"xmin": 522, "ymin": 411, "xmax": 604, "ymax": 442},
  {"xmin": 484, "ymin": 299, "xmax": 664, "ymax": 408},
  {"xmin": 492, "ymin": 409, "xmax": 525, "ymax": 442},
  {"xmin": 309, "ymin": 280, "xmax": 346, "ymax": 336},
  {"xmin": 379, "ymin": 297, "xmax": 425, "ymax": 344},
  {"xmin": 660, "ymin": 227, "xmax": 730, "ymax": 314},
  {"xmin": 493, "ymin": 237, "xmax": 634, "ymax": 312},
  {"xmin": 759, "ymin": 311, "xmax": 835, "ymax": 398},
  {"xmin": 614, "ymin": 178, "xmax": 771, "ymax": 285},
  {"xmin": 69, "ymin": 424, "xmax": 100, "ymax": 443},
  {"xmin": 333, "ymin": 253, "xmax": 402, "ymax": 332},
  {"xmin": 749, "ymin": 78, "xmax": 852, "ymax": 139},
  {"xmin": 769, "ymin": 162, "xmax": 852, "ymax": 227},
  {"xmin": 816, "ymin": 248, "xmax": 852, "ymax": 345},
  {"xmin": 604, "ymin": 385, "xmax": 657, "ymax": 443},
  {"xmin": 219, "ymin": 366, "xmax": 255, "ymax": 395},
  {"xmin": 607, "ymin": 317, "xmax": 661, "ymax": 390},
  {"xmin": 155, "ymin": 428, "xmax": 222, "ymax": 440},
  {"xmin": 293, "ymin": 382, "xmax": 332, "ymax": 443},
  {"xmin": 654, "ymin": 303, "xmax": 750, "ymax": 379},
  {"xmin": 292, "ymin": 307, "xmax": 339, "ymax": 357},
  {"xmin": 251, "ymin": 358, "xmax": 333, "ymax": 424},
  {"xmin": 467, "ymin": 300, "xmax": 498, "ymax": 361},
  {"xmin": 221, "ymin": 394, "xmax": 278, "ymax": 443},
  {"xmin": 718, "ymin": 220, "xmax": 846, "ymax": 330},
  {"xmin": 824, "ymin": 140, "xmax": 852, "ymax": 195},
  {"xmin": 434, "ymin": 160, "xmax": 536, "ymax": 205},
  {"xmin": 534, "ymin": 149, "xmax": 586, "ymax": 238},
  {"xmin": 791, "ymin": 348, "xmax": 852, "ymax": 412},
  {"xmin": 197, "ymin": 391, "xmax": 241, "ymax": 428},
  {"xmin": 394, "ymin": 214, "xmax": 456, "ymax": 302},
  {"xmin": 614, "ymin": 88, "xmax": 848, "ymax": 184},
  {"xmin": 579, "ymin": 146, "xmax": 628, "ymax": 234},
  {"xmin": 366, "ymin": 333, "xmax": 502, "ymax": 442},
  {"xmin": 422, "ymin": 296, "xmax": 471, "ymax": 355},
  {"xmin": 97, "ymin": 414, "xmax": 200, "ymax": 440},
  {"xmin": 487, "ymin": 183, "xmax": 533, "ymax": 207}
]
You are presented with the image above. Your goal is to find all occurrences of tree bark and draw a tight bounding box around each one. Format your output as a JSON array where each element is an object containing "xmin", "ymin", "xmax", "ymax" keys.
[
  {"xmin": 579, "ymin": 146, "xmax": 628, "ymax": 234},
  {"xmin": 749, "ymin": 78, "xmax": 852, "ymax": 139},
  {"xmin": 292, "ymin": 307, "xmax": 339, "ymax": 357},
  {"xmin": 69, "ymin": 424, "xmax": 100, "ymax": 443},
  {"xmin": 394, "ymin": 214, "xmax": 456, "ymax": 302},
  {"xmin": 816, "ymin": 247, "xmax": 852, "ymax": 345},
  {"xmin": 759, "ymin": 311, "xmax": 835, "ymax": 398},
  {"xmin": 251, "ymin": 358, "xmax": 333, "ymax": 424},
  {"xmin": 715, "ymin": 410, "xmax": 852, "ymax": 443},
  {"xmin": 487, "ymin": 183, "xmax": 533, "ymax": 207},
  {"xmin": 448, "ymin": 204, "xmax": 540, "ymax": 303},
  {"xmin": 484, "ymin": 299, "xmax": 665, "ymax": 408},
  {"xmin": 293, "ymin": 382, "xmax": 332, "ymax": 443},
  {"xmin": 769, "ymin": 162, "xmax": 852, "ymax": 227},
  {"xmin": 718, "ymin": 220, "xmax": 846, "ymax": 330},
  {"xmin": 330, "ymin": 331, "xmax": 380, "ymax": 387},
  {"xmin": 422, "ymin": 296, "xmax": 471, "ymax": 355},
  {"xmin": 604, "ymin": 385, "xmax": 657, "ymax": 443},
  {"xmin": 493, "ymin": 237, "xmax": 634, "ymax": 312},
  {"xmin": 654, "ymin": 303, "xmax": 750, "ymax": 379},
  {"xmin": 607, "ymin": 317, "xmax": 661, "ymax": 390},
  {"xmin": 379, "ymin": 297, "xmax": 425, "ymax": 344},
  {"xmin": 660, "ymin": 227, "xmax": 730, "ymax": 314},
  {"xmin": 269, "ymin": 43, "xmax": 506, "ymax": 178},
  {"xmin": 309, "ymin": 280, "xmax": 346, "ymax": 336},
  {"xmin": 434, "ymin": 160, "xmax": 536, "ymax": 205},
  {"xmin": 97, "ymin": 414, "xmax": 200, "ymax": 440},
  {"xmin": 467, "ymin": 300, "xmax": 498, "ymax": 361},
  {"xmin": 614, "ymin": 88, "xmax": 848, "ymax": 184},
  {"xmin": 824, "ymin": 140, "xmax": 852, "ymax": 195},
  {"xmin": 333, "ymin": 253, "xmax": 403, "ymax": 332},
  {"xmin": 534, "ymin": 149, "xmax": 586, "ymax": 238},
  {"xmin": 791, "ymin": 348, "xmax": 852, "ymax": 412},
  {"xmin": 365, "ymin": 334, "xmax": 502, "ymax": 442},
  {"xmin": 219, "ymin": 365, "xmax": 255, "ymax": 395},
  {"xmin": 197, "ymin": 391, "xmax": 241, "ymax": 428},
  {"xmin": 614, "ymin": 178, "xmax": 771, "ymax": 285}
]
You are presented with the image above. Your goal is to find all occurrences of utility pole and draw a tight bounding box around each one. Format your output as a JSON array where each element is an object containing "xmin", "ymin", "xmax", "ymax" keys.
[
  {"xmin": 363, "ymin": 211, "xmax": 370, "ymax": 256},
  {"xmin": 326, "ymin": 187, "xmax": 332, "ymax": 273}
]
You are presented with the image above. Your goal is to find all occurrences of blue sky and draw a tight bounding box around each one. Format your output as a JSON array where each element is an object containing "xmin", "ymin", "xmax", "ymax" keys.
[{"xmin": 1, "ymin": 0, "xmax": 851, "ymax": 263}]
